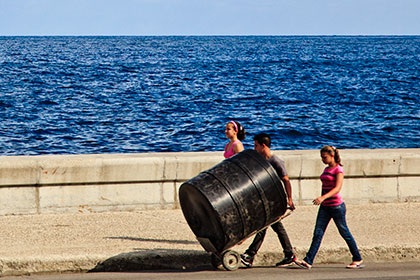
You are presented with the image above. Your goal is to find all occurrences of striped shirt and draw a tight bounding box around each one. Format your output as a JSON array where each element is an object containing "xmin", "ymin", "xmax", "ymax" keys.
[{"xmin": 320, "ymin": 165, "xmax": 344, "ymax": 206}]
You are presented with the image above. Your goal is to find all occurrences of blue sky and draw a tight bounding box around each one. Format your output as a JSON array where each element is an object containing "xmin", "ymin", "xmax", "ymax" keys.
[{"xmin": 1, "ymin": 0, "xmax": 419, "ymax": 36}]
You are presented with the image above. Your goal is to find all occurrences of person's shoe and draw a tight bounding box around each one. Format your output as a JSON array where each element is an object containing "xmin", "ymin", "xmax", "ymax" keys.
[
  {"xmin": 240, "ymin": 253, "xmax": 254, "ymax": 268},
  {"xmin": 275, "ymin": 254, "xmax": 297, "ymax": 267},
  {"xmin": 346, "ymin": 260, "xmax": 364, "ymax": 269},
  {"xmin": 295, "ymin": 259, "xmax": 312, "ymax": 269}
]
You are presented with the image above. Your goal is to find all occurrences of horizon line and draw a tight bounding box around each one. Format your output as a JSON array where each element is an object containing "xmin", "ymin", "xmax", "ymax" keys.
[{"xmin": 1, "ymin": 34, "xmax": 420, "ymax": 37}]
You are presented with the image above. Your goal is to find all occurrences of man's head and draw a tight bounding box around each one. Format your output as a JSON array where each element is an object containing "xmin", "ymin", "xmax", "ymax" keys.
[{"xmin": 253, "ymin": 133, "xmax": 271, "ymax": 155}]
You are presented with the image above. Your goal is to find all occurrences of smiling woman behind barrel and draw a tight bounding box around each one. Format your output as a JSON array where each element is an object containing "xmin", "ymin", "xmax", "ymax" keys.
[{"xmin": 224, "ymin": 121, "xmax": 245, "ymax": 158}]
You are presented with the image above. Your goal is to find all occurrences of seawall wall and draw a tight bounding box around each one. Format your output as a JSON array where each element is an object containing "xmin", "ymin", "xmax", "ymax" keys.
[{"xmin": 0, "ymin": 149, "xmax": 419, "ymax": 215}]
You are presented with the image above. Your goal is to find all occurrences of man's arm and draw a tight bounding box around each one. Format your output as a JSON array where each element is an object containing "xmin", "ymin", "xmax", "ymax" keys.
[{"xmin": 281, "ymin": 174, "xmax": 295, "ymax": 210}]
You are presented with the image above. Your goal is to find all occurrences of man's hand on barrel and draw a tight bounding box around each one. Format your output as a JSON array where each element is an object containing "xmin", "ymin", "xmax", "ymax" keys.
[{"xmin": 288, "ymin": 198, "xmax": 296, "ymax": 210}]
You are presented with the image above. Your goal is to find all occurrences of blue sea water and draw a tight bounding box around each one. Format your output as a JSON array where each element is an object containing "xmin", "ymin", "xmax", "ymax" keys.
[{"xmin": 0, "ymin": 36, "xmax": 419, "ymax": 156}]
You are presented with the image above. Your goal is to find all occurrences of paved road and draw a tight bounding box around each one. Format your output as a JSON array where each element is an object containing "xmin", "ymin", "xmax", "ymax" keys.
[
  {"xmin": 1, "ymin": 203, "xmax": 420, "ymax": 275},
  {"xmin": 3, "ymin": 262, "xmax": 420, "ymax": 280}
]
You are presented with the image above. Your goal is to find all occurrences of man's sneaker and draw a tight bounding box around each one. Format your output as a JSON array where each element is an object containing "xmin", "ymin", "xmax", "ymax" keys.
[
  {"xmin": 275, "ymin": 254, "xmax": 297, "ymax": 267},
  {"xmin": 240, "ymin": 253, "xmax": 254, "ymax": 268}
]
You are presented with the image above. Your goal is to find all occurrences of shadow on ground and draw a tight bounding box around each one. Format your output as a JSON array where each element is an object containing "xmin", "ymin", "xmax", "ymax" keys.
[
  {"xmin": 89, "ymin": 249, "xmax": 214, "ymax": 273},
  {"xmin": 105, "ymin": 236, "xmax": 198, "ymax": 245}
]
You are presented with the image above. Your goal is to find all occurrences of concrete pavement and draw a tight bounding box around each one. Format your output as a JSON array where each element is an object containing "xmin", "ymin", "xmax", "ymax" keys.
[{"xmin": 1, "ymin": 202, "xmax": 420, "ymax": 276}]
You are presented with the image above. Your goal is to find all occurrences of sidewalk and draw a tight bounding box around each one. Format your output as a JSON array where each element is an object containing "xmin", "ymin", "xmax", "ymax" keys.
[{"xmin": 1, "ymin": 202, "xmax": 419, "ymax": 276}]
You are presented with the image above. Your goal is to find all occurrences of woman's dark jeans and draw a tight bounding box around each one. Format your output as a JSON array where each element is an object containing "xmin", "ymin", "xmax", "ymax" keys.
[{"xmin": 304, "ymin": 202, "xmax": 362, "ymax": 265}]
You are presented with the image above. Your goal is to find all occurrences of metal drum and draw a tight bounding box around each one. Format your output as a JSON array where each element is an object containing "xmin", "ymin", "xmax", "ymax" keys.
[{"xmin": 179, "ymin": 149, "xmax": 287, "ymax": 270}]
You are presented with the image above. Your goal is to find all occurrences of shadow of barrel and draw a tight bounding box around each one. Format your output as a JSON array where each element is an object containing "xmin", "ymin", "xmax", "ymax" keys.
[{"xmin": 89, "ymin": 249, "xmax": 213, "ymax": 272}]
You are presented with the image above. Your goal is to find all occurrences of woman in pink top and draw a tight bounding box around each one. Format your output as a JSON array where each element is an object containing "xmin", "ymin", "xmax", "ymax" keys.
[
  {"xmin": 296, "ymin": 146, "xmax": 363, "ymax": 269},
  {"xmin": 224, "ymin": 121, "xmax": 245, "ymax": 158}
]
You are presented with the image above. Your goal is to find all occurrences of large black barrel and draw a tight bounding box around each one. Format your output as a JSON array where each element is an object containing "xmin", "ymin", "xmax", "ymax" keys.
[{"xmin": 179, "ymin": 149, "xmax": 287, "ymax": 253}]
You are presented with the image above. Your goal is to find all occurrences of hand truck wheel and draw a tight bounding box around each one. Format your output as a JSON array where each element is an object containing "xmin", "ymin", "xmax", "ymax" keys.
[{"xmin": 222, "ymin": 250, "xmax": 240, "ymax": 271}]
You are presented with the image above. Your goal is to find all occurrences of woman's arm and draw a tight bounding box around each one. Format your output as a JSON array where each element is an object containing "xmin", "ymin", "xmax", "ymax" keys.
[{"xmin": 233, "ymin": 141, "xmax": 244, "ymax": 154}]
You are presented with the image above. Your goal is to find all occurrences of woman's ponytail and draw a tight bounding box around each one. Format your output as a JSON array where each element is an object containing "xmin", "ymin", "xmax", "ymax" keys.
[
  {"xmin": 232, "ymin": 121, "xmax": 246, "ymax": 141},
  {"xmin": 320, "ymin": 145, "xmax": 342, "ymax": 166}
]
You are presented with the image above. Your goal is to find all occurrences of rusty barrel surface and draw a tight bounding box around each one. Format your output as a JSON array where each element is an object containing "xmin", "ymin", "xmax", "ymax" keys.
[{"xmin": 179, "ymin": 149, "xmax": 287, "ymax": 253}]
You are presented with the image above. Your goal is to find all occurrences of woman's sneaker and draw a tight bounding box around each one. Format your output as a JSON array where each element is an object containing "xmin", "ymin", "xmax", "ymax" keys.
[
  {"xmin": 275, "ymin": 254, "xmax": 297, "ymax": 267},
  {"xmin": 240, "ymin": 253, "xmax": 254, "ymax": 268}
]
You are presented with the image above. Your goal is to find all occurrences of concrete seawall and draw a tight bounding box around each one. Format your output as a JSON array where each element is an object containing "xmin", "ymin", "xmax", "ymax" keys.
[{"xmin": 1, "ymin": 148, "xmax": 419, "ymax": 215}]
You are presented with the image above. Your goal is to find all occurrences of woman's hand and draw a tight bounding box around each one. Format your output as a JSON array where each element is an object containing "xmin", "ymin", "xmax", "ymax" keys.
[{"xmin": 313, "ymin": 196, "xmax": 325, "ymax": 205}]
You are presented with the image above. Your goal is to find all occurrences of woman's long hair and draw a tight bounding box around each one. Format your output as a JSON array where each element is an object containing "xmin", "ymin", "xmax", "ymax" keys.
[
  {"xmin": 320, "ymin": 145, "xmax": 342, "ymax": 166},
  {"xmin": 231, "ymin": 121, "xmax": 246, "ymax": 141}
]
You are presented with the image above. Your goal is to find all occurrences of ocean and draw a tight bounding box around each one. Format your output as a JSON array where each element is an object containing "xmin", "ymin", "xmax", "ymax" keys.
[{"xmin": 0, "ymin": 36, "xmax": 419, "ymax": 155}]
